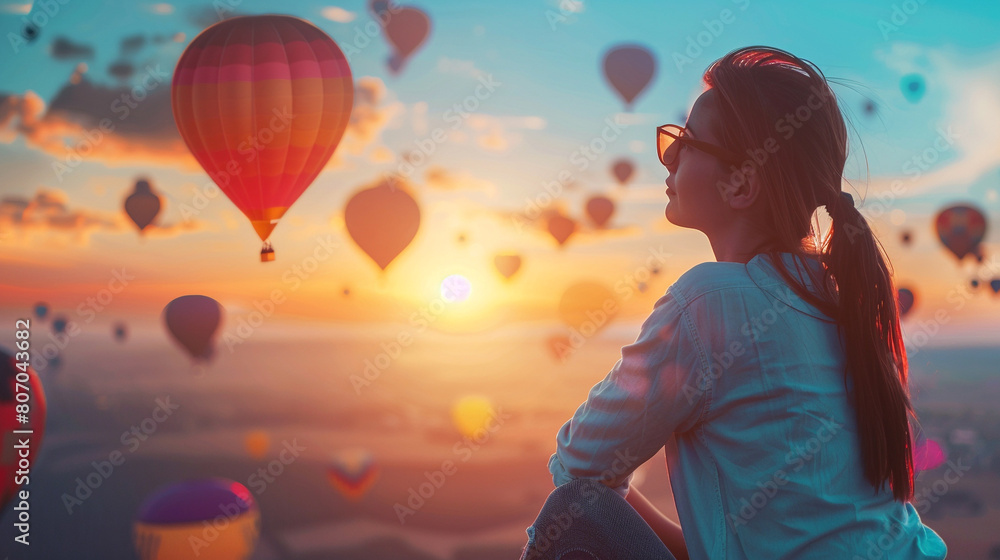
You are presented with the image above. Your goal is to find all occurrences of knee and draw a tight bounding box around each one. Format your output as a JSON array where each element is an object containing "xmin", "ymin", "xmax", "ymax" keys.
[{"xmin": 547, "ymin": 478, "xmax": 618, "ymax": 510}]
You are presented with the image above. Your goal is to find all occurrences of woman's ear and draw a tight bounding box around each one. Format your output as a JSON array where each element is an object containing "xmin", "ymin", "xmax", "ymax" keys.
[{"xmin": 723, "ymin": 163, "xmax": 762, "ymax": 211}]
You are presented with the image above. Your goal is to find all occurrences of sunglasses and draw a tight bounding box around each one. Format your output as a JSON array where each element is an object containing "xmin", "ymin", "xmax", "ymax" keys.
[{"xmin": 657, "ymin": 124, "xmax": 744, "ymax": 169}]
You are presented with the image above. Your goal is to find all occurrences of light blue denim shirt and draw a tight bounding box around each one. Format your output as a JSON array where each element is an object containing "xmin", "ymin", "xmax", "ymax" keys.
[{"xmin": 548, "ymin": 252, "xmax": 948, "ymax": 559}]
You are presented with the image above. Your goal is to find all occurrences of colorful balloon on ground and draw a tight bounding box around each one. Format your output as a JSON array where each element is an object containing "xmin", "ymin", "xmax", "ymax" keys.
[
  {"xmin": 33, "ymin": 302, "xmax": 48, "ymax": 320},
  {"xmin": 1, "ymin": 348, "xmax": 47, "ymax": 513},
  {"xmin": 493, "ymin": 254, "xmax": 522, "ymax": 281},
  {"xmin": 611, "ymin": 158, "xmax": 634, "ymax": 186},
  {"xmin": 559, "ymin": 282, "xmax": 619, "ymax": 334},
  {"xmin": 172, "ymin": 15, "xmax": 354, "ymax": 261},
  {"xmin": 547, "ymin": 214, "xmax": 577, "ymax": 247},
  {"xmin": 452, "ymin": 395, "xmax": 496, "ymax": 439},
  {"xmin": 124, "ymin": 178, "xmax": 162, "ymax": 234},
  {"xmin": 162, "ymin": 295, "xmax": 223, "ymax": 362},
  {"xmin": 602, "ymin": 44, "xmax": 656, "ymax": 111},
  {"xmin": 383, "ymin": 7, "xmax": 430, "ymax": 75},
  {"xmin": 327, "ymin": 448, "xmax": 379, "ymax": 501},
  {"xmin": 345, "ymin": 179, "xmax": 421, "ymax": 271},
  {"xmin": 935, "ymin": 204, "xmax": 987, "ymax": 262},
  {"xmin": 897, "ymin": 287, "xmax": 915, "ymax": 318},
  {"xmin": 585, "ymin": 195, "xmax": 615, "ymax": 228},
  {"xmin": 900, "ymin": 73, "xmax": 925, "ymax": 103},
  {"xmin": 113, "ymin": 322, "xmax": 128, "ymax": 342},
  {"xmin": 133, "ymin": 478, "xmax": 259, "ymax": 560}
]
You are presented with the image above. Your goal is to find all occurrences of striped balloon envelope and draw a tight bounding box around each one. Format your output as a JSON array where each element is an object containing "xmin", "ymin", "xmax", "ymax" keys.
[
  {"xmin": 327, "ymin": 449, "xmax": 379, "ymax": 501},
  {"xmin": 1, "ymin": 347, "xmax": 47, "ymax": 513},
  {"xmin": 172, "ymin": 15, "xmax": 354, "ymax": 261},
  {"xmin": 133, "ymin": 478, "xmax": 259, "ymax": 560}
]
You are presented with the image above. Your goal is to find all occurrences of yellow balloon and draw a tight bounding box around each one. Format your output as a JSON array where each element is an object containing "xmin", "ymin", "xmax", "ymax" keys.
[{"xmin": 451, "ymin": 396, "xmax": 495, "ymax": 439}]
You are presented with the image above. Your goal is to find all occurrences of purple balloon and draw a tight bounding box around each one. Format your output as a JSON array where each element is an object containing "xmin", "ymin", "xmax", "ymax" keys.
[
  {"xmin": 602, "ymin": 44, "xmax": 656, "ymax": 111},
  {"xmin": 162, "ymin": 295, "xmax": 223, "ymax": 361},
  {"xmin": 136, "ymin": 478, "xmax": 255, "ymax": 524}
]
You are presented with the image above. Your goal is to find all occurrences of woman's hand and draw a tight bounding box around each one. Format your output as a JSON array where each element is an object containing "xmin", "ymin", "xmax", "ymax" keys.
[{"xmin": 624, "ymin": 486, "xmax": 690, "ymax": 560}]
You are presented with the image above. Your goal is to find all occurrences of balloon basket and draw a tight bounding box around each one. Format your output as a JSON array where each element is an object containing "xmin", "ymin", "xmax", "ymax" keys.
[{"xmin": 261, "ymin": 242, "xmax": 275, "ymax": 262}]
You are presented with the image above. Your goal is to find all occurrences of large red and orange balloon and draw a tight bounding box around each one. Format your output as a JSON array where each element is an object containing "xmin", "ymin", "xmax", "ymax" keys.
[
  {"xmin": 1, "ymin": 347, "xmax": 47, "ymax": 513},
  {"xmin": 172, "ymin": 15, "xmax": 354, "ymax": 261},
  {"xmin": 934, "ymin": 204, "xmax": 987, "ymax": 262}
]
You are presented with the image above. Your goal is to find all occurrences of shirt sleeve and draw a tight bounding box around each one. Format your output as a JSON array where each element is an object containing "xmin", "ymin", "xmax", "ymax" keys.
[{"xmin": 548, "ymin": 289, "xmax": 711, "ymax": 498}]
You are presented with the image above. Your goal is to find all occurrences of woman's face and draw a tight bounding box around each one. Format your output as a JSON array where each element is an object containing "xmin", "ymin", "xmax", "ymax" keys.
[{"xmin": 663, "ymin": 89, "xmax": 738, "ymax": 235}]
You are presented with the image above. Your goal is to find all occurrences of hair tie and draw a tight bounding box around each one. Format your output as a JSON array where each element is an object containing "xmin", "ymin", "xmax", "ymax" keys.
[{"xmin": 840, "ymin": 191, "xmax": 854, "ymax": 206}]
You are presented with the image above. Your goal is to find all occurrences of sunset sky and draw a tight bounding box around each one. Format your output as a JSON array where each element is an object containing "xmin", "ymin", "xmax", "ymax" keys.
[{"xmin": 2, "ymin": 0, "xmax": 999, "ymax": 345}]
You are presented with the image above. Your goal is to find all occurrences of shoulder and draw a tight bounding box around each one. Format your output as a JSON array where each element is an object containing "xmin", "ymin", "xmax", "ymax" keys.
[{"xmin": 667, "ymin": 260, "xmax": 768, "ymax": 309}]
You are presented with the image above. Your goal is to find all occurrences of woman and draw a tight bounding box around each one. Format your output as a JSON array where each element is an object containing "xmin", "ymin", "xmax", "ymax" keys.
[{"xmin": 519, "ymin": 46, "xmax": 948, "ymax": 560}]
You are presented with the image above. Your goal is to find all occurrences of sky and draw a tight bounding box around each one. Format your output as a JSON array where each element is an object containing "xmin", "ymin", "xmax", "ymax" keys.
[{"xmin": 1, "ymin": 0, "xmax": 1000, "ymax": 344}]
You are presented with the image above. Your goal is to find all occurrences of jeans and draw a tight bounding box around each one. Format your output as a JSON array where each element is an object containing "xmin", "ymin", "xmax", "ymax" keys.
[{"xmin": 519, "ymin": 479, "xmax": 678, "ymax": 560}]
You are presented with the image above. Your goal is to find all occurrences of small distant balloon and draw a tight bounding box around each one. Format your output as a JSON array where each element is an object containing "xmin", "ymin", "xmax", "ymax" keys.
[
  {"xmin": 456, "ymin": 232, "xmax": 467, "ymax": 244},
  {"xmin": 900, "ymin": 74, "xmax": 925, "ymax": 103},
  {"xmin": 935, "ymin": 204, "xmax": 987, "ymax": 262},
  {"xmin": 452, "ymin": 395, "xmax": 496, "ymax": 439},
  {"xmin": 585, "ymin": 196, "xmax": 615, "ymax": 228},
  {"xmin": 113, "ymin": 322, "xmax": 128, "ymax": 342},
  {"xmin": 637, "ymin": 281, "xmax": 648, "ymax": 293},
  {"xmin": 1, "ymin": 348, "xmax": 47, "ymax": 513},
  {"xmin": 244, "ymin": 430, "xmax": 270, "ymax": 460},
  {"xmin": 345, "ymin": 179, "xmax": 421, "ymax": 271},
  {"xmin": 162, "ymin": 295, "xmax": 223, "ymax": 362},
  {"xmin": 559, "ymin": 282, "xmax": 619, "ymax": 334},
  {"xmin": 546, "ymin": 334, "xmax": 573, "ymax": 363},
  {"xmin": 133, "ymin": 478, "xmax": 259, "ymax": 560},
  {"xmin": 124, "ymin": 178, "xmax": 162, "ymax": 234},
  {"xmin": 342, "ymin": 286, "xmax": 351, "ymax": 297},
  {"xmin": 602, "ymin": 44, "xmax": 656, "ymax": 111},
  {"xmin": 990, "ymin": 279, "xmax": 1000, "ymax": 294},
  {"xmin": 913, "ymin": 438, "xmax": 946, "ymax": 472},
  {"xmin": 651, "ymin": 266, "xmax": 661, "ymax": 276},
  {"xmin": 22, "ymin": 23, "xmax": 39, "ymax": 43},
  {"xmin": 51, "ymin": 315, "xmax": 68, "ymax": 334},
  {"xmin": 862, "ymin": 99, "xmax": 877, "ymax": 116},
  {"xmin": 547, "ymin": 214, "xmax": 577, "ymax": 247},
  {"xmin": 33, "ymin": 302, "xmax": 48, "ymax": 320},
  {"xmin": 900, "ymin": 230, "xmax": 912, "ymax": 246},
  {"xmin": 327, "ymin": 448, "xmax": 379, "ymax": 501},
  {"xmin": 383, "ymin": 7, "xmax": 431, "ymax": 75},
  {"xmin": 971, "ymin": 279, "xmax": 980, "ymax": 289},
  {"xmin": 493, "ymin": 254, "xmax": 522, "ymax": 281},
  {"xmin": 897, "ymin": 287, "xmax": 915, "ymax": 318},
  {"xmin": 611, "ymin": 158, "xmax": 635, "ymax": 186}
]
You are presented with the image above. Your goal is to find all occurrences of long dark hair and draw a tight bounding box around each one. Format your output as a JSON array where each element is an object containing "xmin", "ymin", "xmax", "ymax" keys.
[{"xmin": 702, "ymin": 46, "xmax": 915, "ymax": 502}]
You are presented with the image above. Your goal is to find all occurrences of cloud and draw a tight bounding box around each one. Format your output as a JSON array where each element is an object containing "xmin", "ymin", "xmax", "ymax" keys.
[
  {"xmin": 0, "ymin": 2, "xmax": 31, "ymax": 14},
  {"xmin": 339, "ymin": 76, "xmax": 406, "ymax": 159},
  {"xmin": 120, "ymin": 34, "xmax": 145, "ymax": 56},
  {"xmin": 461, "ymin": 114, "xmax": 547, "ymax": 153},
  {"xmin": 149, "ymin": 3, "xmax": 174, "ymax": 15},
  {"xmin": 108, "ymin": 61, "xmax": 134, "ymax": 81},
  {"xmin": 321, "ymin": 6, "xmax": 356, "ymax": 23},
  {"xmin": 423, "ymin": 166, "xmax": 497, "ymax": 195},
  {"xmin": 436, "ymin": 57, "xmax": 487, "ymax": 79},
  {"xmin": 186, "ymin": 5, "xmax": 244, "ymax": 28},
  {"xmin": 49, "ymin": 36, "xmax": 94, "ymax": 59}
]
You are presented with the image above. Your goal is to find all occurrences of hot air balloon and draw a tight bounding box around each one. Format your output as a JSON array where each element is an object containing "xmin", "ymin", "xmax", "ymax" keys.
[
  {"xmin": 547, "ymin": 214, "xmax": 577, "ymax": 247},
  {"xmin": 900, "ymin": 73, "xmax": 925, "ymax": 103},
  {"xmin": 383, "ymin": 7, "xmax": 430, "ymax": 75},
  {"xmin": 935, "ymin": 204, "xmax": 987, "ymax": 262},
  {"xmin": 611, "ymin": 158, "xmax": 634, "ymax": 186},
  {"xmin": 327, "ymin": 448, "xmax": 379, "ymax": 501},
  {"xmin": 637, "ymin": 281, "xmax": 648, "ymax": 293},
  {"xmin": 900, "ymin": 230, "xmax": 913, "ymax": 246},
  {"xmin": 33, "ymin": 302, "xmax": 48, "ymax": 320},
  {"xmin": 124, "ymin": 177, "xmax": 162, "ymax": 234},
  {"xmin": 162, "ymin": 295, "xmax": 223, "ymax": 362},
  {"xmin": 546, "ymin": 334, "xmax": 573, "ymax": 363},
  {"xmin": 990, "ymin": 279, "xmax": 1000, "ymax": 294},
  {"xmin": 368, "ymin": 0, "xmax": 396, "ymax": 19},
  {"xmin": 1, "ymin": 348, "xmax": 47, "ymax": 513},
  {"xmin": 913, "ymin": 438, "xmax": 946, "ymax": 472},
  {"xmin": 133, "ymin": 478, "xmax": 259, "ymax": 560},
  {"xmin": 244, "ymin": 430, "xmax": 270, "ymax": 459},
  {"xmin": 897, "ymin": 287, "xmax": 916, "ymax": 318},
  {"xmin": 602, "ymin": 44, "xmax": 656, "ymax": 111},
  {"xmin": 172, "ymin": 15, "xmax": 354, "ymax": 262},
  {"xmin": 113, "ymin": 322, "xmax": 128, "ymax": 342},
  {"xmin": 51, "ymin": 315, "xmax": 69, "ymax": 334},
  {"xmin": 451, "ymin": 395, "xmax": 496, "ymax": 439},
  {"xmin": 559, "ymin": 281, "xmax": 619, "ymax": 335},
  {"xmin": 493, "ymin": 254, "xmax": 522, "ymax": 281},
  {"xmin": 344, "ymin": 179, "xmax": 421, "ymax": 271},
  {"xmin": 342, "ymin": 286, "xmax": 351, "ymax": 297},
  {"xmin": 585, "ymin": 195, "xmax": 615, "ymax": 228},
  {"xmin": 971, "ymin": 279, "xmax": 980, "ymax": 290}
]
